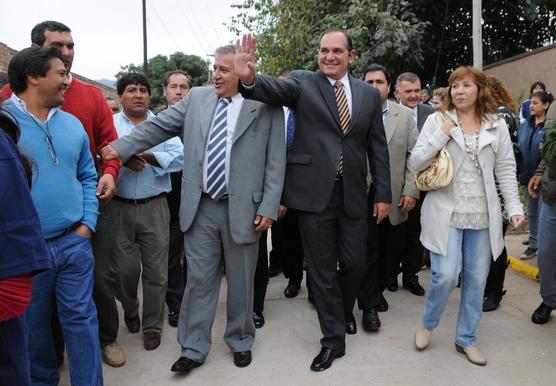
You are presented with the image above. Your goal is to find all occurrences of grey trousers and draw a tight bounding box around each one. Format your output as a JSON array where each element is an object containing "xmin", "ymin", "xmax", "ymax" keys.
[
  {"xmin": 111, "ymin": 196, "xmax": 170, "ymax": 333},
  {"xmin": 178, "ymin": 195, "xmax": 258, "ymax": 362}
]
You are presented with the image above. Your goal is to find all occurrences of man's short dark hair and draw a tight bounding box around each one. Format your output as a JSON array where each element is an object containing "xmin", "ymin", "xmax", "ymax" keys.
[
  {"xmin": 530, "ymin": 81, "xmax": 546, "ymax": 95},
  {"xmin": 8, "ymin": 47, "xmax": 64, "ymax": 94},
  {"xmin": 318, "ymin": 28, "xmax": 354, "ymax": 51},
  {"xmin": 363, "ymin": 64, "xmax": 391, "ymax": 85},
  {"xmin": 163, "ymin": 70, "xmax": 192, "ymax": 88},
  {"xmin": 117, "ymin": 73, "xmax": 151, "ymax": 96},
  {"xmin": 31, "ymin": 21, "xmax": 71, "ymax": 46},
  {"xmin": 395, "ymin": 72, "xmax": 421, "ymax": 89}
]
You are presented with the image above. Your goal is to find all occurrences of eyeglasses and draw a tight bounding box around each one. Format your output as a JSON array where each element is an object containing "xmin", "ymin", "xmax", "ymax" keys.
[
  {"xmin": 28, "ymin": 114, "xmax": 60, "ymax": 165},
  {"xmin": 44, "ymin": 131, "xmax": 60, "ymax": 165}
]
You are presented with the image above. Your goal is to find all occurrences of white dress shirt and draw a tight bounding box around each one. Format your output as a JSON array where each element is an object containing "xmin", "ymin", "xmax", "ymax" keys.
[{"xmin": 202, "ymin": 93, "xmax": 245, "ymax": 193}]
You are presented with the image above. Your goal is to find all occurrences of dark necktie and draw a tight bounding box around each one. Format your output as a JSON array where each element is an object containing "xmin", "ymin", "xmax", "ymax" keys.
[
  {"xmin": 206, "ymin": 98, "xmax": 230, "ymax": 200},
  {"xmin": 335, "ymin": 80, "xmax": 350, "ymax": 175},
  {"xmin": 286, "ymin": 108, "xmax": 295, "ymax": 149}
]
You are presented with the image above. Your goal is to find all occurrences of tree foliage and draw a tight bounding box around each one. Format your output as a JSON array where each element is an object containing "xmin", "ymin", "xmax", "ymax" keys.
[
  {"xmin": 229, "ymin": 0, "xmax": 556, "ymax": 87},
  {"xmin": 117, "ymin": 52, "xmax": 210, "ymax": 108}
]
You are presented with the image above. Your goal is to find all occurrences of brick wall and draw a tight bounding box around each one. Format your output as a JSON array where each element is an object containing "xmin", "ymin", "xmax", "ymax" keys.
[{"xmin": 0, "ymin": 41, "xmax": 117, "ymax": 99}]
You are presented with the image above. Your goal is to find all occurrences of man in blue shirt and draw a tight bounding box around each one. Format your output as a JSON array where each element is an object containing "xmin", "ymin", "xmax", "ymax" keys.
[
  {"xmin": 4, "ymin": 47, "xmax": 102, "ymax": 385},
  {"xmin": 110, "ymin": 73, "xmax": 183, "ymax": 351}
]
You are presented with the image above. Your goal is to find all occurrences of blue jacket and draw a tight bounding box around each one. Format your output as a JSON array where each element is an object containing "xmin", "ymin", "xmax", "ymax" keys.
[{"xmin": 518, "ymin": 116, "xmax": 546, "ymax": 185}]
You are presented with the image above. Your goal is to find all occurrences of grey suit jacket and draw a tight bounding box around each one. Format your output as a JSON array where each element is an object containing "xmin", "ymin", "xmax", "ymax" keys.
[
  {"xmin": 417, "ymin": 103, "xmax": 436, "ymax": 131},
  {"xmin": 111, "ymin": 87, "xmax": 286, "ymax": 244},
  {"xmin": 382, "ymin": 102, "xmax": 419, "ymax": 225}
]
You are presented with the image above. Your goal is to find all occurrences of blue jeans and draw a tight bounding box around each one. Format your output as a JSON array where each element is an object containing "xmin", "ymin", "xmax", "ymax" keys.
[
  {"xmin": 422, "ymin": 227, "xmax": 491, "ymax": 347},
  {"xmin": 26, "ymin": 231, "xmax": 103, "ymax": 386},
  {"xmin": 525, "ymin": 188, "xmax": 540, "ymax": 249},
  {"xmin": 538, "ymin": 201, "xmax": 556, "ymax": 308}
]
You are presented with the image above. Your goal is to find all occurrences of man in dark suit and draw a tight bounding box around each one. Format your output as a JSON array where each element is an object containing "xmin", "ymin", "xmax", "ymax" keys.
[
  {"xmin": 393, "ymin": 72, "xmax": 436, "ymax": 296},
  {"xmin": 235, "ymin": 30, "xmax": 391, "ymax": 371}
]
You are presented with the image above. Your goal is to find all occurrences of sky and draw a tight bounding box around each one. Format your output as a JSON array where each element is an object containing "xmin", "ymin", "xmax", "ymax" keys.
[{"xmin": 0, "ymin": 0, "xmax": 246, "ymax": 80}]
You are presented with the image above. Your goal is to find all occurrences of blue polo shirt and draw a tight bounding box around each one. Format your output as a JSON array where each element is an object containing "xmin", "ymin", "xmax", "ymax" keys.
[{"xmin": 0, "ymin": 128, "xmax": 50, "ymax": 280}]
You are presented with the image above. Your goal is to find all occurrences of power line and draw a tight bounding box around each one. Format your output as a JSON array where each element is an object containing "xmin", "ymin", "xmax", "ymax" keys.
[
  {"xmin": 203, "ymin": 1, "xmax": 222, "ymax": 43},
  {"xmin": 147, "ymin": 0, "xmax": 181, "ymax": 51},
  {"xmin": 183, "ymin": 0, "xmax": 216, "ymax": 51},
  {"xmin": 174, "ymin": 0, "xmax": 212, "ymax": 56}
]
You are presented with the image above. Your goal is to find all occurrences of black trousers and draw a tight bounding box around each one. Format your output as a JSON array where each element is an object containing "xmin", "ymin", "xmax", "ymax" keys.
[
  {"xmin": 253, "ymin": 231, "xmax": 269, "ymax": 313},
  {"xmin": 270, "ymin": 209, "xmax": 304, "ymax": 283},
  {"xmin": 358, "ymin": 212, "xmax": 406, "ymax": 310},
  {"xmin": 399, "ymin": 191, "xmax": 426, "ymax": 279},
  {"xmin": 165, "ymin": 219, "xmax": 185, "ymax": 314},
  {"xmin": 484, "ymin": 222, "xmax": 509, "ymax": 295},
  {"xmin": 297, "ymin": 180, "xmax": 366, "ymax": 351}
]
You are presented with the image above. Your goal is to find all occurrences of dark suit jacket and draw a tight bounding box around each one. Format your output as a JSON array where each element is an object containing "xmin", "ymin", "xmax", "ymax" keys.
[
  {"xmin": 239, "ymin": 70, "xmax": 391, "ymax": 219},
  {"xmin": 417, "ymin": 103, "xmax": 436, "ymax": 132}
]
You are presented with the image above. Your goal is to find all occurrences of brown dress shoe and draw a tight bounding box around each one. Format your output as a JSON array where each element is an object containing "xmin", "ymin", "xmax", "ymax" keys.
[{"xmin": 143, "ymin": 331, "xmax": 161, "ymax": 350}]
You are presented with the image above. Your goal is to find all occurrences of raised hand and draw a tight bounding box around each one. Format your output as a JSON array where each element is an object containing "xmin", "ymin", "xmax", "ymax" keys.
[{"xmin": 234, "ymin": 33, "xmax": 257, "ymax": 85}]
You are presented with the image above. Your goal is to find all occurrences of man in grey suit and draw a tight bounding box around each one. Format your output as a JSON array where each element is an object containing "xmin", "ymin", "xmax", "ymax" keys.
[
  {"xmin": 394, "ymin": 72, "xmax": 436, "ymax": 296},
  {"xmin": 356, "ymin": 64, "xmax": 420, "ymax": 330},
  {"xmin": 235, "ymin": 30, "xmax": 391, "ymax": 371},
  {"xmin": 101, "ymin": 45, "xmax": 285, "ymax": 372}
]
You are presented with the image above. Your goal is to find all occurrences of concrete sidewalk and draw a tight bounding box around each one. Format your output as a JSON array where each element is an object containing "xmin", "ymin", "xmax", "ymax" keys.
[{"xmin": 59, "ymin": 233, "xmax": 555, "ymax": 386}]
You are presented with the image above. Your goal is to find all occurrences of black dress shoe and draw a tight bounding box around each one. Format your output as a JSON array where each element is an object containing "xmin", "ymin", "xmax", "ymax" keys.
[
  {"xmin": 268, "ymin": 265, "xmax": 282, "ymax": 277},
  {"xmin": 532, "ymin": 303, "xmax": 554, "ymax": 324},
  {"xmin": 375, "ymin": 294, "xmax": 389, "ymax": 312},
  {"xmin": 403, "ymin": 277, "xmax": 425, "ymax": 296},
  {"xmin": 386, "ymin": 278, "xmax": 398, "ymax": 292},
  {"xmin": 253, "ymin": 312, "xmax": 265, "ymax": 329},
  {"xmin": 233, "ymin": 351, "xmax": 252, "ymax": 367},
  {"xmin": 362, "ymin": 308, "xmax": 381, "ymax": 331},
  {"xmin": 168, "ymin": 311, "xmax": 179, "ymax": 327},
  {"xmin": 345, "ymin": 314, "xmax": 357, "ymax": 335},
  {"xmin": 310, "ymin": 347, "xmax": 345, "ymax": 371},
  {"xmin": 171, "ymin": 356, "xmax": 203, "ymax": 373},
  {"xmin": 483, "ymin": 290, "xmax": 506, "ymax": 312},
  {"xmin": 124, "ymin": 314, "xmax": 141, "ymax": 333},
  {"xmin": 284, "ymin": 281, "xmax": 301, "ymax": 298}
]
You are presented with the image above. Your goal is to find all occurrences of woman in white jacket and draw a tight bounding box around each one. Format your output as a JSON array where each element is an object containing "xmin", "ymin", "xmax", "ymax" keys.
[{"xmin": 411, "ymin": 66, "xmax": 525, "ymax": 365}]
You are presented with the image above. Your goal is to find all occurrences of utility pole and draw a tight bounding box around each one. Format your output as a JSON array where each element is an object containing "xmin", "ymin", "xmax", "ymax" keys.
[
  {"xmin": 472, "ymin": 0, "xmax": 482, "ymax": 69},
  {"xmin": 142, "ymin": 0, "xmax": 148, "ymax": 75}
]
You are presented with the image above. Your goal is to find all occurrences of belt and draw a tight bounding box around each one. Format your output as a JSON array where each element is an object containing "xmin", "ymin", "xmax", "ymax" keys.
[{"xmin": 113, "ymin": 192, "xmax": 166, "ymax": 205}]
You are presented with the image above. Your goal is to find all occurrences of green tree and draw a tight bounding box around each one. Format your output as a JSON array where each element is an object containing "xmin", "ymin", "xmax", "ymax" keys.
[
  {"xmin": 229, "ymin": 0, "xmax": 555, "ymax": 87},
  {"xmin": 413, "ymin": 0, "xmax": 556, "ymax": 87},
  {"xmin": 229, "ymin": 0, "xmax": 427, "ymax": 78},
  {"xmin": 117, "ymin": 52, "xmax": 210, "ymax": 109}
]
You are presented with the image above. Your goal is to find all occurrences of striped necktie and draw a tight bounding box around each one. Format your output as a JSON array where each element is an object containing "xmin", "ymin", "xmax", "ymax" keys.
[
  {"xmin": 206, "ymin": 98, "xmax": 230, "ymax": 200},
  {"xmin": 335, "ymin": 80, "xmax": 350, "ymax": 175}
]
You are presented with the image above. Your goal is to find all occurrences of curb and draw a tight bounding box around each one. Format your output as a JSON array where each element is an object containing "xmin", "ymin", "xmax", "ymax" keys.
[{"xmin": 508, "ymin": 255, "xmax": 539, "ymax": 282}]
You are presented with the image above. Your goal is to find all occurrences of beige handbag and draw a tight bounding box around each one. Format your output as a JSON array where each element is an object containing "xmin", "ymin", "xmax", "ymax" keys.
[
  {"xmin": 415, "ymin": 146, "xmax": 453, "ymax": 191},
  {"xmin": 415, "ymin": 112, "xmax": 454, "ymax": 191}
]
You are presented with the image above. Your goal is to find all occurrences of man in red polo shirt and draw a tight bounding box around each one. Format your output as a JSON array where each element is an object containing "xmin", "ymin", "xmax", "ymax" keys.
[{"xmin": 0, "ymin": 20, "xmax": 124, "ymax": 367}]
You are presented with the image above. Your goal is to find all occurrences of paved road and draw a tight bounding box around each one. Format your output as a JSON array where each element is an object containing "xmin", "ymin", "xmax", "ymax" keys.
[{"xmin": 59, "ymin": 233, "xmax": 556, "ymax": 385}]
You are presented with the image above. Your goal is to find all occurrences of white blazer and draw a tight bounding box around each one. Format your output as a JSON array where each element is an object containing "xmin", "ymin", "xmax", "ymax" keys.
[{"xmin": 410, "ymin": 110, "xmax": 524, "ymax": 258}]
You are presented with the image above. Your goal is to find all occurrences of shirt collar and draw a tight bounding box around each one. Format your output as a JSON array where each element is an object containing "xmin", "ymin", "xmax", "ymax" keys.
[
  {"xmin": 120, "ymin": 109, "xmax": 155, "ymax": 125},
  {"xmin": 9, "ymin": 93, "xmax": 60, "ymax": 123},
  {"xmin": 229, "ymin": 93, "xmax": 244, "ymax": 105},
  {"xmin": 327, "ymin": 72, "xmax": 350, "ymax": 89}
]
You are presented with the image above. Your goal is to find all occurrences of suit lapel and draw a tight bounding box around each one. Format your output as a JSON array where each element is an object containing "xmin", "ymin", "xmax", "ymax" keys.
[
  {"xmin": 316, "ymin": 72, "xmax": 341, "ymax": 130},
  {"xmin": 232, "ymin": 99, "xmax": 257, "ymax": 144},
  {"xmin": 384, "ymin": 104, "xmax": 398, "ymax": 144},
  {"xmin": 348, "ymin": 74, "xmax": 361, "ymax": 134},
  {"xmin": 200, "ymin": 92, "xmax": 219, "ymax": 142}
]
